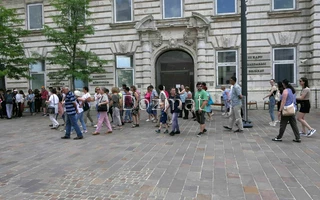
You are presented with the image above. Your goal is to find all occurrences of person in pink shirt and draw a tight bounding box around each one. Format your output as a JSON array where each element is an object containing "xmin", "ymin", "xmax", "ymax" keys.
[{"xmin": 41, "ymin": 86, "xmax": 49, "ymax": 116}]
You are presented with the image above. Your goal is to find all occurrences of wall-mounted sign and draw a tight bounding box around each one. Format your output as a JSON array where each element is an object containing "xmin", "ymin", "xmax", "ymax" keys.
[
  {"xmin": 91, "ymin": 81, "xmax": 109, "ymax": 86},
  {"xmin": 248, "ymin": 68, "xmax": 271, "ymax": 75},
  {"xmin": 247, "ymin": 54, "xmax": 270, "ymax": 61},
  {"xmin": 92, "ymin": 75, "xmax": 107, "ymax": 79}
]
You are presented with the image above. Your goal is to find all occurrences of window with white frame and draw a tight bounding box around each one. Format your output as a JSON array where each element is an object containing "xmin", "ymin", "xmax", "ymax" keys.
[
  {"xmin": 30, "ymin": 61, "xmax": 45, "ymax": 90},
  {"xmin": 114, "ymin": 0, "xmax": 133, "ymax": 22},
  {"xmin": 27, "ymin": 4, "xmax": 43, "ymax": 30},
  {"xmin": 116, "ymin": 55, "xmax": 134, "ymax": 87},
  {"xmin": 74, "ymin": 59, "xmax": 88, "ymax": 90},
  {"xmin": 273, "ymin": 0, "xmax": 295, "ymax": 10},
  {"xmin": 163, "ymin": 0, "xmax": 182, "ymax": 19},
  {"xmin": 217, "ymin": 50, "xmax": 237, "ymax": 85},
  {"xmin": 273, "ymin": 47, "xmax": 296, "ymax": 84},
  {"xmin": 70, "ymin": 4, "xmax": 86, "ymax": 24},
  {"xmin": 216, "ymin": 0, "xmax": 237, "ymax": 14}
]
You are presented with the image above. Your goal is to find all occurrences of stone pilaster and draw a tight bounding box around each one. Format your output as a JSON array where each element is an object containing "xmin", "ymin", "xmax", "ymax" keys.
[
  {"xmin": 196, "ymin": 27, "xmax": 207, "ymax": 83},
  {"xmin": 310, "ymin": 2, "xmax": 320, "ymax": 87},
  {"xmin": 141, "ymin": 32, "xmax": 152, "ymax": 89}
]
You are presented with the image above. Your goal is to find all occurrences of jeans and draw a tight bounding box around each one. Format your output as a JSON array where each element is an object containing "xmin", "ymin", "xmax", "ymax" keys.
[
  {"xmin": 6, "ymin": 104, "xmax": 13, "ymax": 118},
  {"xmin": 124, "ymin": 109, "xmax": 132, "ymax": 122},
  {"xmin": 269, "ymin": 96, "xmax": 276, "ymax": 121},
  {"xmin": 77, "ymin": 112, "xmax": 87, "ymax": 131},
  {"xmin": 71, "ymin": 112, "xmax": 87, "ymax": 132},
  {"xmin": 28, "ymin": 102, "xmax": 35, "ymax": 113},
  {"xmin": 229, "ymin": 105, "xmax": 243, "ymax": 130},
  {"xmin": 171, "ymin": 112, "xmax": 180, "ymax": 132},
  {"xmin": 65, "ymin": 114, "xmax": 83, "ymax": 138}
]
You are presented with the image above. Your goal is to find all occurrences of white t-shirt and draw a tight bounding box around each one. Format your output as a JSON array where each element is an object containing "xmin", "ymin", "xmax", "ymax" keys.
[
  {"xmin": 49, "ymin": 94, "xmax": 59, "ymax": 107},
  {"xmin": 82, "ymin": 92, "xmax": 91, "ymax": 107},
  {"xmin": 76, "ymin": 100, "xmax": 83, "ymax": 113},
  {"xmin": 15, "ymin": 94, "xmax": 24, "ymax": 103},
  {"xmin": 94, "ymin": 93, "xmax": 101, "ymax": 105}
]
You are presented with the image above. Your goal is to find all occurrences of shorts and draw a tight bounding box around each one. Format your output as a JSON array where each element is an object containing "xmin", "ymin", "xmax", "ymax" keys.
[
  {"xmin": 160, "ymin": 114, "xmax": 167, "ymax": 124},
  {"xmin": 196, "ymin": 110, "xmax": 205, "ymax": 125},
  {"xmin": 41, "ymin": 99, "xmax": 47, "ymax": 108},
  {"xmin": 299, "ymin": 100, "xmax": 310, "ymax": 113}
]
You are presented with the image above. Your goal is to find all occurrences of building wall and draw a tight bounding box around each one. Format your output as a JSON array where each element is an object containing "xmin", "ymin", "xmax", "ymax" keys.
[{"xmin": 2, "ymin": 0, "xmax": 320, "ymax": 107}]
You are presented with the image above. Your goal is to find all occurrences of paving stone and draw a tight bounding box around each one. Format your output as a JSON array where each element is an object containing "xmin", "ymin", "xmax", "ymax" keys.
[{"xmin": 0, "ymin": 109, "xmax": 320, "ymax": 199}]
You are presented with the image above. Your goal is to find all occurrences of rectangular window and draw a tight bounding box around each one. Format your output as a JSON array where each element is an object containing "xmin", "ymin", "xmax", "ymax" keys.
[
  {"xmin": 30, "ymin": 61, "xmax": 45, "ymax": 90},
  {"xmin": 273, "ymin": 47, "xmax": 296, "ymax": 84},
  {"xmin": 70, "ymin": 4, "xmax": 86, "ymax": 24},
  {"xmin": 217, "ymin": 50, "xmax": 237, "ymax": 85},
  {"xmin": 273, "ymin": 0, "xmax": 295, "ymax": 10},
  {"xmin": 216, "ymin": 0, "xmax": 236, "ymax": 14},
  {"xmin": 115, "ymin": 0, "xmax": 133, "ymax": 22},
  {"xmin": 163, "ymin": 0, "xmax": 182, "ymax": 19},
  {"xmin": 116, "ymin": 55, "xmax": 134, "ymax": 87},
  {"xmin": 74, "ymin": 59, "xmax": 88, "ymax": 90},
  {"xmin": 27, "ymin": 4, "xmax": 44, "ymax": 30}
]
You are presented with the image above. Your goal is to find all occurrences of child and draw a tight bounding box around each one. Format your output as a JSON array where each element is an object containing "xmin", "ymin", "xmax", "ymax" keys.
[
  {"xmin": 221, "ymin": 85, "xmax": 230, "ymax": 116},
  {"xmin": 155, "ymin": 102, "xmax": 169, "ymax": 134}
]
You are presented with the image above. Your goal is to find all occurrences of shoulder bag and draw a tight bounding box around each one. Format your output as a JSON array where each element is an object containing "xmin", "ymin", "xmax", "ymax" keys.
[
  {"xmin": 282, "ymin": 90, "xmax": 296, "ymax": 116},
  {"xmin": 97, "ymin": 95, "xmax": 108, "ymax": 112},
  {"xmin": 47, "ymin": 95, "xmax": 56, "ymax": 114}
]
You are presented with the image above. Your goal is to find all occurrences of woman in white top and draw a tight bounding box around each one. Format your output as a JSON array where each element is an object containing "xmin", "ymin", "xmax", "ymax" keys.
[
  {"xmin": 15, "ymin": 90, "xmax": 24, "ymax": 117},
  {"xmin": 74, "ymin": 90, "xmax": 87, "ymax": 133},
  {"xmin": 296, "ymin": 77, "xmax": 316, "ymax": 137},
  {"xmin": 47, "ymin": 88, "xmax": 60, "ymax": 129},
  {"xmin": 93, "ymin": 87, "xmax": 102, "ymax": 127}
]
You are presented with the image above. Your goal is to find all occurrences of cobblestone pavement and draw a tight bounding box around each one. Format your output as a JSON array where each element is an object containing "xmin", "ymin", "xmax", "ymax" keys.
[{"xmin": 0, "ymin": 108, "xmax": 320, "ymax": 200}]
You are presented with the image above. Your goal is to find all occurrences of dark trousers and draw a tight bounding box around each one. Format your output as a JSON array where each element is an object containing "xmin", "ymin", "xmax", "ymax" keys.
[
  {"xmin": 17, "ymin": 102, "xmax": 22, "ymax": 117},
  {"xmin": 179, "ymin": 103, "xmax": 186, "ymax": 117},
  {"xmin": 186, "ymin": 103, "xmax": 195, "ymax": 118},
  {"xmin": 277, "ymin": 115, "xmax": 300, "ymax": 140},
  {"xmin": 12, "ymin": 102, "xmax": 17, "ymax": 117},
  {"xmin": 35, "ymin": 100, "xmax": 41, "ymax": 113}
]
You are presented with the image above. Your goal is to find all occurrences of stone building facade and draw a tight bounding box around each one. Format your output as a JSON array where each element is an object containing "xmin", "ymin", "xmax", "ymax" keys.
[{"xmin": 2, "ymin": 0, "xmax": 320, "ymax": 106}]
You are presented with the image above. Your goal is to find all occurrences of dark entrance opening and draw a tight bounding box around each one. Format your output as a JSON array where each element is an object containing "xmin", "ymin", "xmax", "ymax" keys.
[{"xmin": 156, "ymin": 50, "xmax": 194, "ymax": 93}]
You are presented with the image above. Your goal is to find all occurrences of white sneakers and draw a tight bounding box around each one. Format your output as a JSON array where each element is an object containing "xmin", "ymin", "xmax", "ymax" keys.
[
  {"xmin": 307, "ymin": 129, "xmax": 317, "ymax": 137},
  {"xmin": 269, "ymin": 121, "xmax": 276, "ymax": 126}
]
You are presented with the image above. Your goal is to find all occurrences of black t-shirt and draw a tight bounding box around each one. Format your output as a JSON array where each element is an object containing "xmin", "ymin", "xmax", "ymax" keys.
[{"xmin": 169, "ymin": 95, "xmax": 181, "ymax": 113}]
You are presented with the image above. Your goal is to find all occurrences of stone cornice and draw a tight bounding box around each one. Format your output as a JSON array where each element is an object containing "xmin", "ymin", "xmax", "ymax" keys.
[
  {"xmin": 267, "ymin": 10, "xmax": 302, "ymax": 18},
  {"xmin": 210, "ymin": 14, "xmax": 241, "ymax": 22},
  {"xmin": 109, "ymin": 21, "xmax": 136, "ymax": 29}
]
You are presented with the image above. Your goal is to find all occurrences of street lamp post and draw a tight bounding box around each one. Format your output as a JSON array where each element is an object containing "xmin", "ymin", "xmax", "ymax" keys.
[{"xmin": 241, "ymin": 0, "xmax": 253, "ymax": 128}]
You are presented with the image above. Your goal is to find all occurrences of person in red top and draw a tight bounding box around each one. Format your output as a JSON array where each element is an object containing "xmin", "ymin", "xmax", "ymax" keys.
[{"xmin": 41, "ymin": 86, "xmax": 49, "ymax": 116}]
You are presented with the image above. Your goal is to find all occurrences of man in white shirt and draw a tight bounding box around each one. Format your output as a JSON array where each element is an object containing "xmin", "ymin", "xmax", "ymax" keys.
[{"xmin": 79, "ymin": 86, "xmax": 94, "ymax": 126}]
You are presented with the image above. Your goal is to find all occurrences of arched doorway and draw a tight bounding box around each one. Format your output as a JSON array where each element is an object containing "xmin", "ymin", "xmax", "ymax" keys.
[{"xmin": 156, "ymin": 50, "xmax": 194, "ymax": 92}]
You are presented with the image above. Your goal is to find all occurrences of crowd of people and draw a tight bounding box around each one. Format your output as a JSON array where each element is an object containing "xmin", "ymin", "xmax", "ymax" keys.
[{"xmin": 0, "ymin": 76, "xmax": 316, "ymax": 142}]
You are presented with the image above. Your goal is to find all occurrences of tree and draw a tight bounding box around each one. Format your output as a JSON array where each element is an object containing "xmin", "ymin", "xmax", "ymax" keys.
[
  {"xmin": 41, "ymin": 0, "xmax": 108, "ymax": 90},
  {"xmin": 0, "ymin": 3, "xmax": 34, "ymax": 79}
]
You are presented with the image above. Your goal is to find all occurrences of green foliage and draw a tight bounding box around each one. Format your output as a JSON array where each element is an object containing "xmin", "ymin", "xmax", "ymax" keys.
[
  {"xmin": 41, "ymin": 0, "xmax": 108, "ymax": 90},
  {"xmin": 0, "ymin": 4, "xmax": 34, "ymax": 79}
]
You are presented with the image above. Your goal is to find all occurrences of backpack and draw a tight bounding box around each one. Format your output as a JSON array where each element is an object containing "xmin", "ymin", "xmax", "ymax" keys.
[
  {"xmin": 83, "ymin": 101, "xmax": 90, "ymax": 111},
  {"xmin": 164, "ymin": 90, "xmax": 169, "ymax": 98},
  {"xmin": 208, "ymin": 93, "xmax": 214, "ymax": 105}
]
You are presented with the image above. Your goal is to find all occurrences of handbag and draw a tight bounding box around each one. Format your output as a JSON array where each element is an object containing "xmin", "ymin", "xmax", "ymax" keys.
[
  {"xmin": 282, "ymin": 103, "xmax": 295, "ymax": 116},
  {"xmin": 47, "ymin": 94, "xmax": 57, "ymax": 114},
  {"xmin": 47, "ymin": 106, "xmax": 55, "ymax": 114},
  {"xmin": 97, "ymin": 95, "xmax": 109, "ymax": 112}
]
